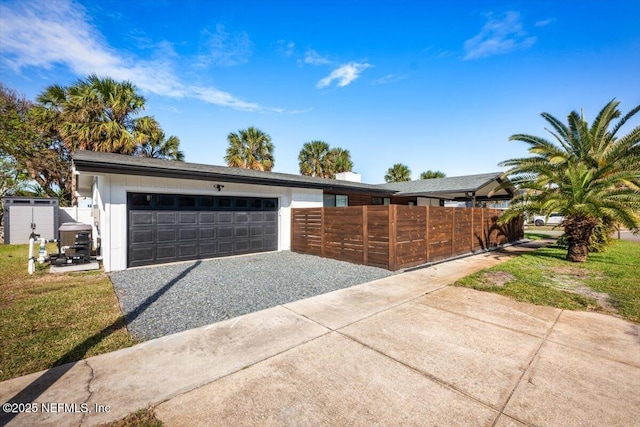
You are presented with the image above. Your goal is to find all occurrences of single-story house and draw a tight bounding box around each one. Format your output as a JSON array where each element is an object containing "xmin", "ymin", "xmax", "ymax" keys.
[{"xmin": 73, "ymin": 151, "xmax": 514, "ymax": 272}]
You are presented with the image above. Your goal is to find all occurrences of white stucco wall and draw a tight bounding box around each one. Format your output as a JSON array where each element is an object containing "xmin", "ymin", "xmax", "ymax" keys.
[{"xmin": 88, "ymin": 172, "xmax": 323, "ymax": 272}]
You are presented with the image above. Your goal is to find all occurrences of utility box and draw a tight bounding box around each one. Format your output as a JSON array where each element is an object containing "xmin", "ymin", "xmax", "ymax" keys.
[
  {"xmin": 59, "ymin": 222, "xmax": 92, "ymax": 249},
  {"xmin": 2, "ymin": 197, "xmax": 59, "ymax": 244}
]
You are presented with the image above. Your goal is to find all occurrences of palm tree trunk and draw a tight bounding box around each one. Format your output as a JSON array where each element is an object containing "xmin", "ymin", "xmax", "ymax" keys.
[{"xmin": 563, "ymin": 215, "xmax": 599, "ymax": 262}]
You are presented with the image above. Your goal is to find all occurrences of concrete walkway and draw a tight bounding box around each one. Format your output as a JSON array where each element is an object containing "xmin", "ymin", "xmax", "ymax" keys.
[{"xmin": 1, "ymin": 241, "xmax": 639, "ymax": 426}]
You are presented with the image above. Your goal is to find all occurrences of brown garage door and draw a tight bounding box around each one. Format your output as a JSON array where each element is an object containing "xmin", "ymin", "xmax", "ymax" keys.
[{"xmin": 127, "ymin": 193, "xmax": 278, "ymax": 268}]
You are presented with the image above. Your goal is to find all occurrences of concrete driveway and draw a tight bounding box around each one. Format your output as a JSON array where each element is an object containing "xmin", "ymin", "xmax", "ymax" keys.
[{"xmin": 1, "ymin": 241, "xmax": 638, "ymax": 426}]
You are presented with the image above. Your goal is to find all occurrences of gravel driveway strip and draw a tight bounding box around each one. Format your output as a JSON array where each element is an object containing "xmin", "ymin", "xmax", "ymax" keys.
[{"xmin": 109, "ymin": 251, "xmax": 395, "ymax": 340}]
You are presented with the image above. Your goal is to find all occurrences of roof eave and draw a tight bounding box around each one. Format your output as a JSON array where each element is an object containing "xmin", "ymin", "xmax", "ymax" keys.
[{"xmin": 74, "ymin": 158, "xmax": 394, "ymax": 194}]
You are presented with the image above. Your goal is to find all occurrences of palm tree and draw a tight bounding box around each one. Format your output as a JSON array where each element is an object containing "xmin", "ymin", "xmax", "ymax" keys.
[
  {"xmin": 420, "ymin": 170, "xmax": 446, "ymax": 179},
  {"xmin": 36, "ymin": 74, "xmax": 183, "ymax": 160},
  {"xmin": 298, "ymin": 141, "xmax": 334, "ymax": 178},
  {"xmin": 384, "ymin": 163, "xmax": 412, "ymax": 182},
  {"xmin": 136, "ymin": 132, "xmax": 185, "ymax": 161},
  {"xmin": 500, "ymin": 99, "xmax": 640, "ymax": 262},
  {"xmin": 225, "ymin": 127, "xmax": 274, "ymax": 171},
  {"xmin": 331, "ymin": 147, "xmax": 354, "ymax": 174}
]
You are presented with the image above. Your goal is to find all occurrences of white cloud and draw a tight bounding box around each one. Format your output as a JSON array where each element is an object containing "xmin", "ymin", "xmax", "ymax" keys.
[
  {"xmin": 304, "ymin": 49, "xmax": 331, "ymax": 66},
  {"xmin": 535, "ymin": 18, "xmax": 555, "ymax": 27},
  {"xmin": 197, "ymin": 24, "xmax": 253, "ymax": 67},
  {"xmin": 317, "ymin": 62, "xmax": 372, "ymax": 88},
  {"xmin": 463, "ymin": 11, "xmax": 536, "ymax": 60},
  {"xmin": 372, "ymin": 74, "xmax": 407, "ymax": 85},
  {"xmin": 0, "ymin": 0, "xmax": 270, "ymax": 112},
  {"xmin": 276, "ymin": 39, "xmax": 295, "ymax": 57}
]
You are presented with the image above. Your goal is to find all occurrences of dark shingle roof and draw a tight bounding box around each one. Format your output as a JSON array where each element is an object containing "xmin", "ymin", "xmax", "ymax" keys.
[
  {"xmin": 377, "ymin": 172, "xmax": 510, "ymax": 197},
  {"xmin": 73, "ymin": 150, "xmax": 393, "ymax": 194}
]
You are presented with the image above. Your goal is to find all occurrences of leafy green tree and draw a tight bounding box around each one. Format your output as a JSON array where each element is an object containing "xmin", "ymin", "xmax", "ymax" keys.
[
  {"xmin": 500, "ymin": 100, "xmax": 640, "ymax": 262},
  {"xmin": 299, "ymin": 141, "xmax": 334, "ymax": 177},
  {"xmin": 0, "ymin": 83, "xmax": 71, "ymax": 205},
  {"xmin": 225, "ymin": 127, "xmax": 274, "ymax": 171},
  {"xmin": 420, "ymin": 170, "xmax": 446, "ymax": 179},
  {"xmin": 384, "ymin": 163, "xmax": 412, "ymax": 182}
]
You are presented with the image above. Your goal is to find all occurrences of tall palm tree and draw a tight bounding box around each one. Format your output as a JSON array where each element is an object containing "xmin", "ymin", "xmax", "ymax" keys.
[
  {"xmin": 225, "ymin": 127, "xmax": 274, "ymax": 171},
  {"xmin": 500, "ymin": 99, "xmax": 640, "ymax": 262},
  {"xmin": 384, "ymin": 163, "xmax": 412, "ymax": 182},
  {"xmin": 420, "ymin": 170, "xmax": 446, "ymax": 179},
  {"xmin": 298, "ymin": 141, "xmax": 334, "ymax": 178},
  {"xmin": 36, "ymin": 74, "xmax": 182, "ymax": 159},
  {"xmin": 331, "ymin": 147, "xmax": 354, "ymax": 174}
]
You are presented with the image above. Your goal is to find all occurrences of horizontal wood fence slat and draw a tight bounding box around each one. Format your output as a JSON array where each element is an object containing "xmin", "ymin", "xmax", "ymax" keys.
[{"xmin": 291, "ymin": 205, "xmax": 524, "ymax": 270}]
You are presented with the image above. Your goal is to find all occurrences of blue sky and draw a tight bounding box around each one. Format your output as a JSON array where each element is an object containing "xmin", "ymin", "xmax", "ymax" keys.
[{"xmin": 1, "ymin": 0, "xmax": 639, "ymax": 183}]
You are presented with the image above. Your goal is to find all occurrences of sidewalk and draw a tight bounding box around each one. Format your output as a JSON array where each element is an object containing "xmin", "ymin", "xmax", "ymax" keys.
[{"xmin": 1, "ymin": 240, "xmax": 638, "ymax": 426}]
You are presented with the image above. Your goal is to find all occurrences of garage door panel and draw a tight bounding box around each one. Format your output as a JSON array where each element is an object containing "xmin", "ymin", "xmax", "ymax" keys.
[
  {"xmin": 217, "ymin": 241, "xmax": 233, "ymax": 254},
  {"xmin": 200, "ymin": 228, "xmax": 215, "ymax": 239},
  {"xmin": 250, "ymin": 239, "xmax": 264, "ymax": 250},
  {"xmin": 131, "ymin": 247, "xmax": 154, "ymax": 264},
  {"xmin": 199, "ymin": 212, "xmax": 216, "ymax": 224},
  {"xmin": 156, "ymin": 229, "xmax": 176, "ymax": 243},
  {"xmin": 128, "ymin": 194, "xmax": 278, "ymax": 267},
  {"xmin": 179, "ymin": 212, "xmax": 197, "ymax": 224},
  {"xmin": 156, "ymin": 246, "xmax": 177, "ymax": 260},
  {"xmin": 199, "ymin": 243, "xmax": 216, "ymax": 256},
  {"xmin": 235, "ymin": 226, "xmax": 249, "ymax": 238},
  {"xmin": 131, "ymin": 211, "xmax": 153, "ymax": 226},
  {"xmin": 131, "ymin": 229, "xmax": 154, "ymax": 244},
  {"xmin": 235, "ymin": 212, "xmax": 249, "ymax": 223},
  {"xmin": 234, "ymin": 240, "xmax": 250, "ymax": 252},
  {"xmin": 157, "ymin": 212, "xmax": 177, "ymax": 225},
  {"xmin": 218, "ymin": 227, "xmax": 234, "ymax": 238},
  {"xmin": 179, "ymin": 228, "xmax": 197, "ymax": 241},
  {"xmin": 218, "ymin": 212, "xmax": 233, "ymax": 223},
  {"xmin": 264, "ymin": 225, "xmax": 277, "ymax": 236},
  {"xmin": 179, "ymin": 245, "xmax": 197, "ymax": 257}
]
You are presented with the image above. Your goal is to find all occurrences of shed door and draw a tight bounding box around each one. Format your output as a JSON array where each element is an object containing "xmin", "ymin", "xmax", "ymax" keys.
[
  {"xmin": 127, "ymin": 193, "xmax": 278, "ymax": 268},
  {"xmin": 9, "ymin": 205, "xmax": 55, "ymax": 244}
]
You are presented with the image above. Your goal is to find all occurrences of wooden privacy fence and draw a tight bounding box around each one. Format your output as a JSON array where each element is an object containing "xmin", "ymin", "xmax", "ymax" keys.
[{"xmin": 291, "ymin": 205, "xmax": 524, "ymax": 271}]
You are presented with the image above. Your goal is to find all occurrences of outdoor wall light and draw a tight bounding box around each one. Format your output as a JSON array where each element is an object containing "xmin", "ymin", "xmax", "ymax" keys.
[{"xmin": 214, "ymin": 184, "xmax": 225, "ymax": 191}]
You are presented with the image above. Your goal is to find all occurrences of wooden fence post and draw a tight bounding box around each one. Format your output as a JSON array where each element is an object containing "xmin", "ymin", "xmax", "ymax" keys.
[
  {"xmin": 388, "ymin": 205, "xmax": 397, "ymax": 270},
  {"xmin": 362, "ymin": 205, "xmax": 368, "ymax": 266},
  {"xmin": 451, "ymin": 208, "xmax": 455, "ymax": 257},
  {"xmin": 320, "ymin": 208, "xmax": 325, "ymax": 258},
  {"xmin": 470, "ymin": 207, "xmax": 474, "ymax": 253},
  {"xmin": 425, "ymin": 206, "xmax": 430, "ymax": 263}
]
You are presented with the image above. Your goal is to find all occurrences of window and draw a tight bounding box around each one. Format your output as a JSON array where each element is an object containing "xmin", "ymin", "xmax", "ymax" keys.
[
  {"xmin": 178, "ymin": 196, "xmax": 196, "ymax": 207},
  {"xmin": 324, "ymin": 194, "xmax": 349, "ymax": 207},
  {"xmin": 234, "ymin": 198, "xmax": 249, "ymax": 208},
  {"xmin": 264, "ymin": 199, "xmax": 277, "ymax": 209},
  {"xmin": 157, "ymin": 195, "xmax": 175, "ymax": 208},
  {"xmin": 336, "ymin": 195, "xmax": 348, "ymax": 207},
  {"xmin": 217, "ymin": 197, "xmax": 232, "ymax": 208},
  {"xmin": 372, "ymin": 197, "xmax": 390, "ymax": 205},
  {"xmin": 131, "ymin": 194, "xmax": 152, "ymax": 207},
  {"xmin": 200, "ymin": 196, "xmax": 214, "ymax": 208},
  {"xmin": 323, "ymin": 194, "xmax": 336, "ymax": 207}
]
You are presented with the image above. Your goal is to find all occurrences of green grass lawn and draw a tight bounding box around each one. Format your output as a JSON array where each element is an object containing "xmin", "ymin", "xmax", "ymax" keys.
[
  {"xmin": 0, "ymin": 244, "xmax": 138, "ymax": 381},
  {"xmin": 455, "ymin": 239, "xmax": 640, "ymax": 323}
]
